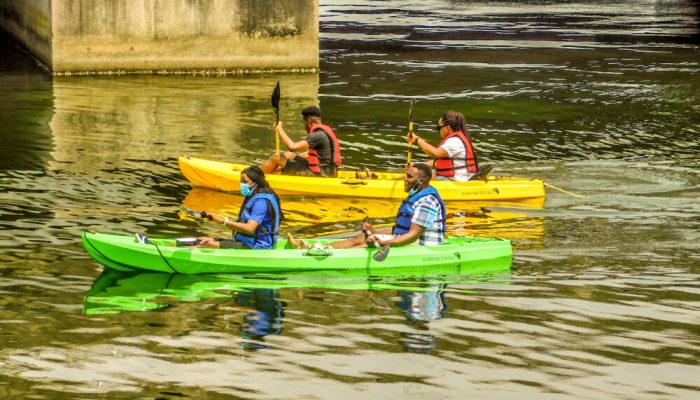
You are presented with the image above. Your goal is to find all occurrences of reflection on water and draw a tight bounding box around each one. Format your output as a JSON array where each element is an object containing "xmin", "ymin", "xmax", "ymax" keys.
[
  {"xmin": 181, "ymin": 187, "xmax": 545, "ymax": 243},
  {"xmin": 1, "ymin": 1, "xmax": 699, "ymax": 398},
  {"xmin": 396, "ymin": 282, "xmax": 447, "ymax": 352},
  {"xmin": 48, "ymin": 74, "xmax": 320, "ymax": 173}
]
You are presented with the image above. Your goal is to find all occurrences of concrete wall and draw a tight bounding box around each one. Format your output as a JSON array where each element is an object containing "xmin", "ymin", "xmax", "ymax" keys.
[
  {"xmin": 0, "ymin": 0, "xmax": 318, "ymax": 74},
  {"xmin": 0, "ymin": 0, "xmax": 52, "ymax": 67}
]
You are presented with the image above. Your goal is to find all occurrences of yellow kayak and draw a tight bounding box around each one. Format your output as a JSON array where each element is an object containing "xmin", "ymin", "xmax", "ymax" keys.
[{"xmin": 179, "ymin": 156, "xmax": 546, "ymax": 201}]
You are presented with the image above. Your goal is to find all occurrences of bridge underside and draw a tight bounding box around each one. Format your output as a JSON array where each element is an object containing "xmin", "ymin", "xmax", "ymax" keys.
[{"xmin": 0, "ymin": 0, "xmax": 319, "ymax": 75}]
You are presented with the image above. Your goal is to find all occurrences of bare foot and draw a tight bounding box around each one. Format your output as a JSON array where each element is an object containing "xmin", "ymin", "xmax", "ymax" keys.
[{"xmin": 287, "ymin": 233, "xmax": 309, "ymax": 249}]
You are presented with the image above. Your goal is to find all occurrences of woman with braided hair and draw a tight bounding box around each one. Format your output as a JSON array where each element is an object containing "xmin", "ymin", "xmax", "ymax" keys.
[
  {"xmin": 196, "ymin": 166, "xmax": 283, "ymax": 249},
  {"xmin": 407, "ymin": 111, "xmax": 479, "ymax": 181}
]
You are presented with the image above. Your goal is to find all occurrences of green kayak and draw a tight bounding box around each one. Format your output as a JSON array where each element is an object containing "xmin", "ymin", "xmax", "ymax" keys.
[{"xmin": 82, "ymin": 231, "xmax": 512, "ymax": 274}]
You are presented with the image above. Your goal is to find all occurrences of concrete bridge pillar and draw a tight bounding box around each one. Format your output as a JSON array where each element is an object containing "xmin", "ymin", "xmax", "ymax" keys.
[{"xmin": 0, "ymin": 0, "xmax": 318, "ymax": 74}]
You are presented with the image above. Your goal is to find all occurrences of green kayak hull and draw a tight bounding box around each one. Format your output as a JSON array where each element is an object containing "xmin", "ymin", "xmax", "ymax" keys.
[{"xmin": 82, "ymin": 231, "xmax": 512, "ymax": 274}]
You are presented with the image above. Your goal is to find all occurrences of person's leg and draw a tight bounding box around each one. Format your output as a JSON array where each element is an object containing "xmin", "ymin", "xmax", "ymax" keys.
[
  {"xmin": 287, "ymin": 233, "xmax": 310, "ymax": 249},
  {"xmin": 281, "ymin": 155, "xmax": 313, "ymax": 176},
  {"xmin": 260, "ymin": 152, "xmax": 294, "ymax": 174},
  {"xmin": 287, "ymin": 232, "xmax": 369, "ymax": 249},
  {"xmin": 192, "ymin": 237, "xmax": 220, "ymax": 248},
  {"xmin": 330, "ymin": 232, "xmax": 369, "ymax": 249}
]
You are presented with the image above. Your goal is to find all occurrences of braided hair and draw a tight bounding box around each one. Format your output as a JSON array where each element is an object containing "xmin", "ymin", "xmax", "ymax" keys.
[
  {"xmin": 440, "ymin": 111, "xmax": 468, "ymax": 134},
  {"xmin": 440, "ymin": 110, "xmax": 479, "ymax": 168},
  {"xmin": 239, "ymin": 166, "xmax": 284, "ymax": 222}
]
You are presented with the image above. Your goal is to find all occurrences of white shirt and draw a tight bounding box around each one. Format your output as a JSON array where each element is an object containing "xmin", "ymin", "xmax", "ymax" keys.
[{"xmin": 439, "ymin": 136, "xmax": 472, "ymax": 181}]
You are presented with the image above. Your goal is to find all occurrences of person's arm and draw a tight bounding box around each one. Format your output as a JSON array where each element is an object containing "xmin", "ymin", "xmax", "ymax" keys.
[
  {"xmin": 361, "ymin": 221, "xmax": 391, "ymax": 236},
  {"xmin": 209, "ymin": 213, "xmax": 260, "ymax": 235},
  {"xmin": 275, "ymin": 122, "xmax": 309, "ymax": 152},
  {"xmin": 373, "ymin": 195, "xmax": 439, "ymax": 246},
  {"xmin": 372, "ymin": 223, "xmax": 423, "ymax": 246},
  {"xmin": 407, "ymin": 132, "xmax": 449, "ymax": 158}
]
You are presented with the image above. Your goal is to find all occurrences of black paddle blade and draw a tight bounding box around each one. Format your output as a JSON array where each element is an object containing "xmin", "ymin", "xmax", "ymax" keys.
[
  {"xmin": 355, "ymin": 216, "xmax": 369, "ymax": 232},
  {"xmin": 373, "ymin": 244, "xmax": 390, "ymax": 262},
  {"xmin": 271, "ymin": 81, "xmax": 281, "ymax": 112},
  {"xmin": 182, "ymin": 206, "xmax": 207, "ymax": 219}
]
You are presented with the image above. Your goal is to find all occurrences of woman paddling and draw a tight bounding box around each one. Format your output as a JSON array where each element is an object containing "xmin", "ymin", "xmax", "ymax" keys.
[
  {"xmin": 196, "ymin": 166, "xmax": 283, "ymax": 249},
  {"xmin": 407, "ymin": 111, "xmax": 478, "ymax": 181}
]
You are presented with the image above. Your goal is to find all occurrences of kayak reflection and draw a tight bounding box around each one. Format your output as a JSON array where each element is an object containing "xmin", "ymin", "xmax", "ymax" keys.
[
  {"xmin": 83, "ymin": 265, "xmax": 511, "ymax": 316},
  {"xmin": 84, "ymin": 268, "xmax": 511, "ymax": 350},
  {"xmin": 181, "ymin": 187, "xmax": 545, "ymax": 241}
]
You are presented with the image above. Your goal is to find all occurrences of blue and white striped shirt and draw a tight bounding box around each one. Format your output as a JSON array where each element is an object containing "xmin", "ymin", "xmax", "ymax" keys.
[{"xmin": 411, "ymin": 194, "xmax": 445, "ymax": 246}]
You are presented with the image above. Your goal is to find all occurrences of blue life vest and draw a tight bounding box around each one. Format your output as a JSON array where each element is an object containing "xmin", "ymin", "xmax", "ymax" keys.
[
  {"xmin": 234, "ymin": 193, "xmax": 281, "ymax": 249},
  {"xmin": 392, "ymin": 186, "xmax": 446, "ymax": 236}
]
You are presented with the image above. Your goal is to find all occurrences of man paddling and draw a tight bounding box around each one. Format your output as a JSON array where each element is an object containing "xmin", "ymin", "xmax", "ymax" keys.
[
  {"xmin": 259, "ymin": 106, "xmax": 341, "ymax": 177},
  {"xmin": 288, "ymin": 163, "xmax": 446, "ymax": 249}
]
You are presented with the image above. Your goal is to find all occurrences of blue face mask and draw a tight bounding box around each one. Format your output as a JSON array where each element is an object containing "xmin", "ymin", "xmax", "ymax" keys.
[
  {"xmin": 408, "ymin": 179, "xmax": 423, "ymax": 196},
  {"xmin": 240, "ymin": 183, "xmax": 254, "ymax": 197}
]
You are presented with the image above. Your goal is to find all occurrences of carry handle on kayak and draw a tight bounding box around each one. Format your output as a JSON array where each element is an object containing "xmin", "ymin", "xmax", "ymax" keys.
[
  {"xmin": 341, "ymin": 178, "xmax": 367, "ymax": 185},
  {"xmin": 303, "ymin": 247, "xmax": 333, "ymax": 257}
]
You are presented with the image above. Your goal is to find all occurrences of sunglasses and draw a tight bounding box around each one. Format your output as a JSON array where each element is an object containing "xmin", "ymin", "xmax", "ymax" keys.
[{"xmin": 435, "ymin": 123, "xmax": 448, "ymax": 131}]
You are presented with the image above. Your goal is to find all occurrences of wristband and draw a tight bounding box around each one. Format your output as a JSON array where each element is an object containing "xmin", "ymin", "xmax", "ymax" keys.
[{"xmin": 223, "ymin": 217, "xmax": 228, "ymax": 226}]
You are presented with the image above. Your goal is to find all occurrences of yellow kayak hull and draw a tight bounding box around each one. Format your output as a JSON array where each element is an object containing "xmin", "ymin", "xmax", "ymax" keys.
[{"xmin": 179, "ymin": 156, "xmax": 545, "ymax": 201}]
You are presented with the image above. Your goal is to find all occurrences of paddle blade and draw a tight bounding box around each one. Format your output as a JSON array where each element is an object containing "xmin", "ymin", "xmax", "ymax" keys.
[
  {"xmin": 373, "ymin": 244, "xmax": 390, "ymax": 262},
  {"xmin": 355, "ymin": 216, "xmax": 369, "ymax": 232},
  {"xmin": 182, "ymin": 206, "xmax": 207, "ymax": 220},
  {"xmin": 271, "ymin": 81, "xmax": 281, "ymax": 113}
]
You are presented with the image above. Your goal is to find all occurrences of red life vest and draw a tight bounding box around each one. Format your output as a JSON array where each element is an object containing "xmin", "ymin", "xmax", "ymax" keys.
[
  {"xmin": 307, "ymin": 123, "xmax": 341, "ymax": 175},
  {"xmin": 434, "ymin": 131, "xmax": 477, "ymax": 177}
]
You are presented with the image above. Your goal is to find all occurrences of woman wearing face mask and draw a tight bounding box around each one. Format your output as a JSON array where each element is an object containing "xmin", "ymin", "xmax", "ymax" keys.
[
  {"xmin": 288, "ymin": 163, "xmax": 445, "ymax": 249},
  {"xmin": 197, "ymin": 166, "xmax": 283, "ymax": 249}
]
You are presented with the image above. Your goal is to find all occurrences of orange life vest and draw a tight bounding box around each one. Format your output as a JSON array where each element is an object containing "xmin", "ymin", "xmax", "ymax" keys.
[
  {"xmin": 307, "ymin": 123, "xmax": 341, "ymax": 175},
  {"xmin": 434, "ymin": 131, "xmax": 477, "ymax": 177}
]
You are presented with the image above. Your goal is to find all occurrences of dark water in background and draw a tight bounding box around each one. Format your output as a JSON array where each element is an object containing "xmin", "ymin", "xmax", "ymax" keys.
[{"xmin": 1, "ymin": 1, "xmax": 699, "ymax": 398}]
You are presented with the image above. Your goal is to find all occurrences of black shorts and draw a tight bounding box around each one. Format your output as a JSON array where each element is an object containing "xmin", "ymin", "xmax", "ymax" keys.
[
  {"xmin": 215, "ymin": 238, "xmax": 251, "ymax": 249},
  {"xmin": 281, "ymin": 155, "xmax": 317, "ymax": 176}
]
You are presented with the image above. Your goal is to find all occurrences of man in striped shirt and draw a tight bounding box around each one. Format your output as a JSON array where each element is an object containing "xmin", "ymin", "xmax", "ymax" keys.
[
  {"xmin": 287, "ymin": 163, "xmax": 446, "ymax": 249},
  {"xmin": 367, "ymin": 162, "xmax": 446, "ymax": 247}
]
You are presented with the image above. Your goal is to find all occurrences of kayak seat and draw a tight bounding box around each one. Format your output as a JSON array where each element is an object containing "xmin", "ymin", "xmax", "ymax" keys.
[{"xmin": 469, "ymin": 164, "xmax": 495, "ymax": 182}]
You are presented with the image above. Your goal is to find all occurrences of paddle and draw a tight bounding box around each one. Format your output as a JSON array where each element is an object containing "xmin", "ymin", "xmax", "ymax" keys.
[
  {"xmin": 182, "ymin": 206, "xmax": 212, "ymax": 220},
  {"xmin": 357, "ymin": 216, "xmax": 391, "ymax": 262},
  {"xmin": 406, "ymin": 98, "xmax": 417, "ymax": 167},
  {"xmin": 271, "ymin": 81, "xmax": 281, "ymax": 155},
  {"xmin": 372, "ymin": 243, "xmax": 390, "ymax": 262}
]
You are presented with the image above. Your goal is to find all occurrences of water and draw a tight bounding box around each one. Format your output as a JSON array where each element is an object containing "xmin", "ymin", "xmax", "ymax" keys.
[{"xmin": 1, "ymin": 1, "xmax": 699, "ymax": 398}]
